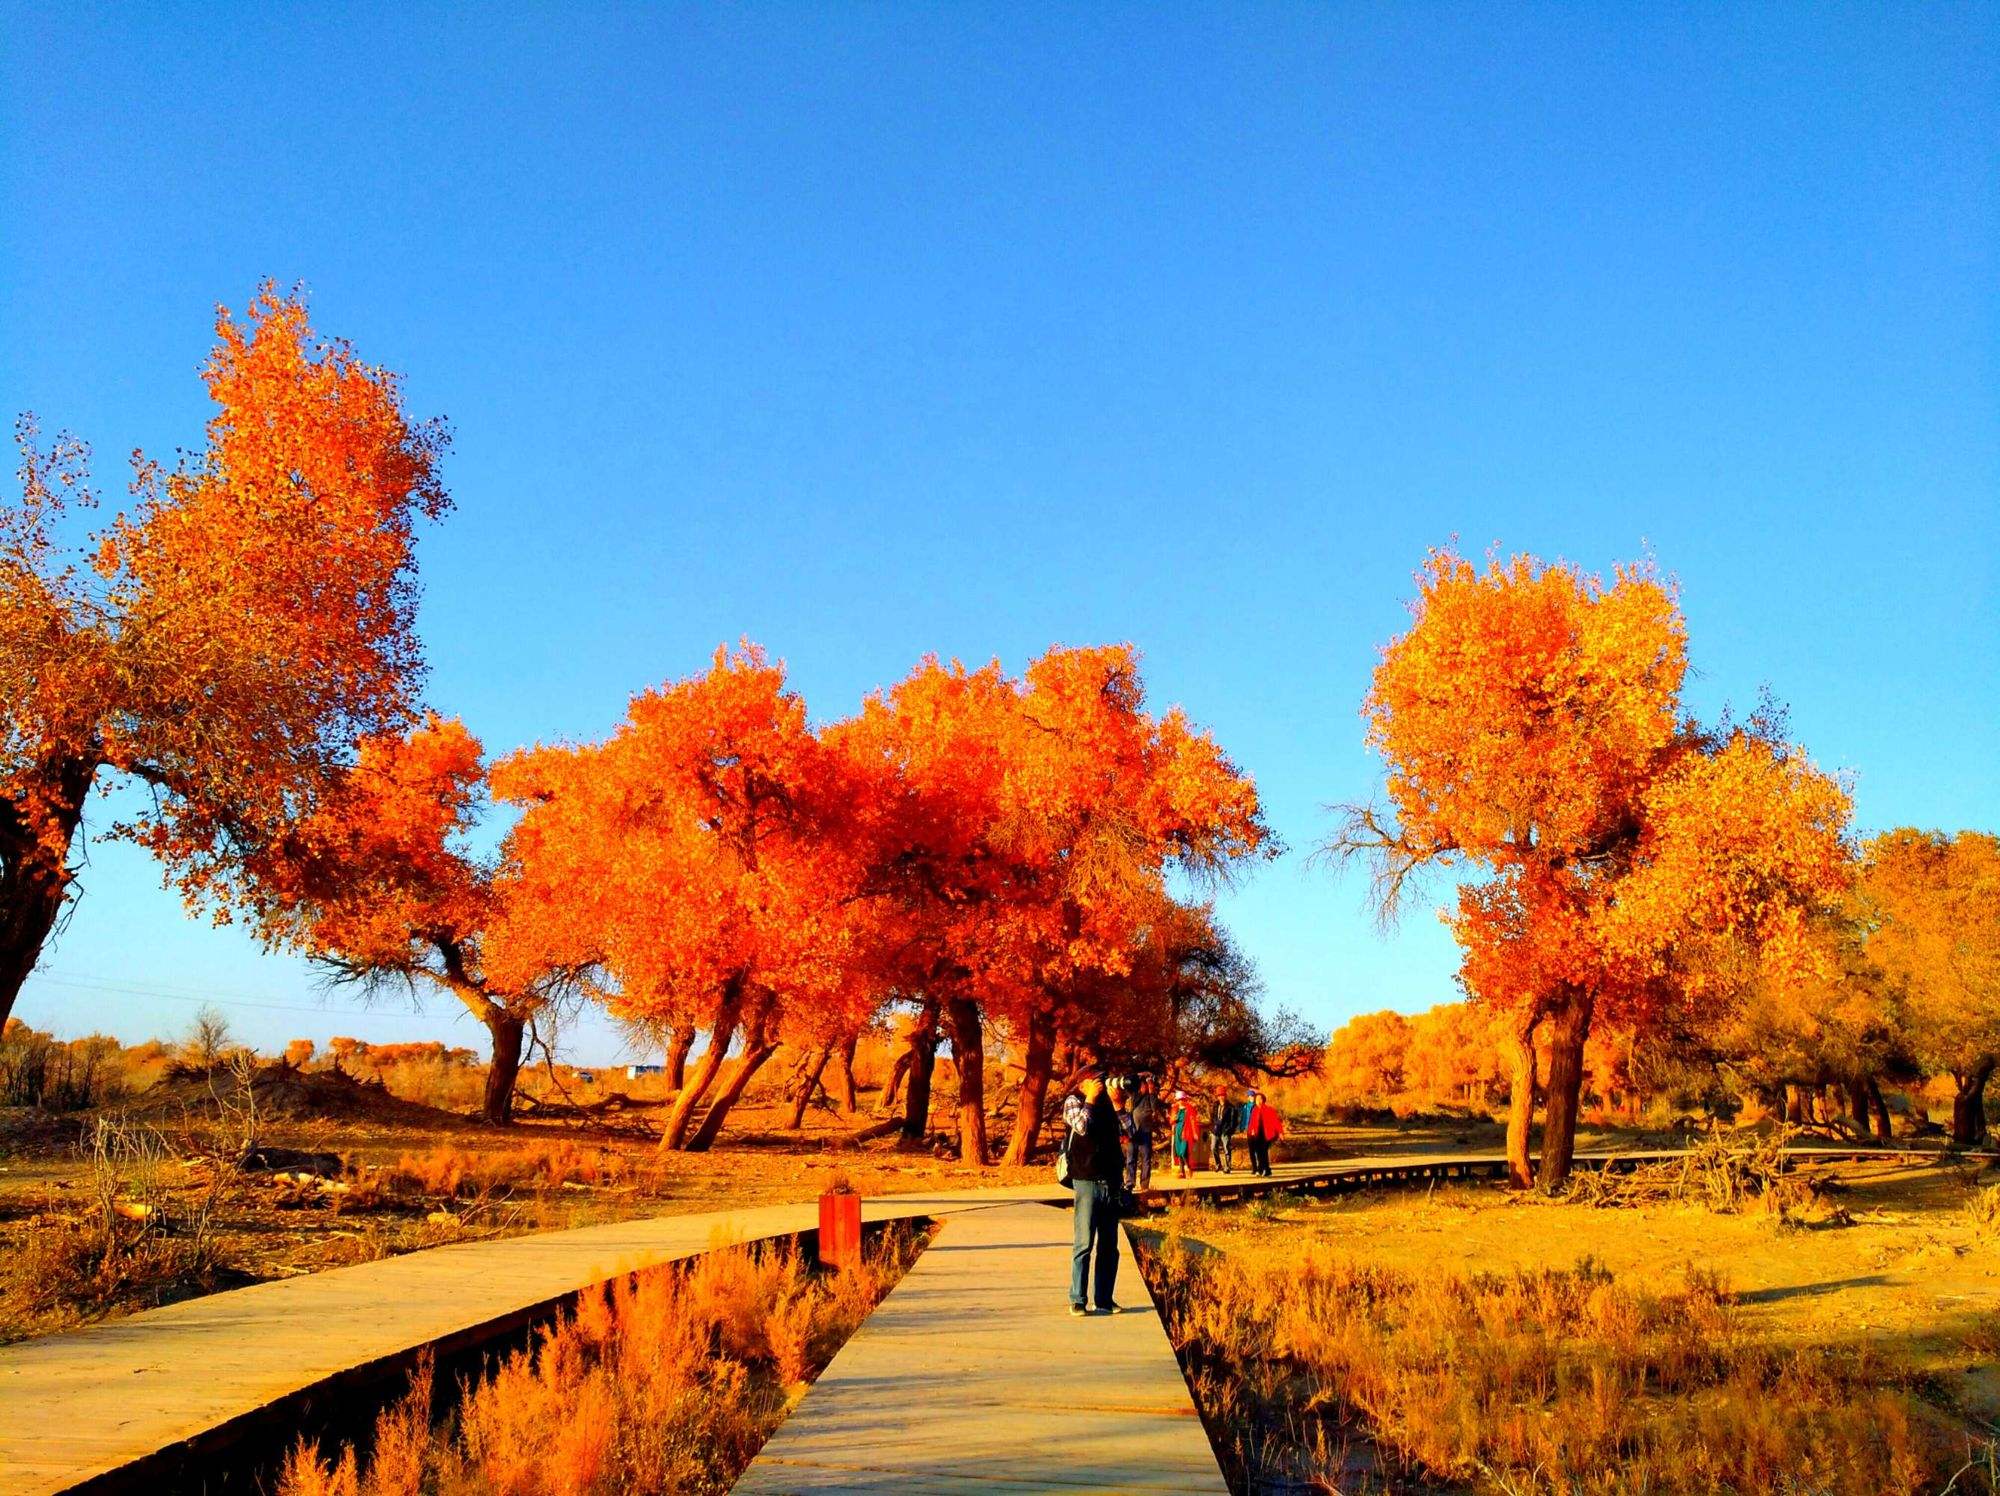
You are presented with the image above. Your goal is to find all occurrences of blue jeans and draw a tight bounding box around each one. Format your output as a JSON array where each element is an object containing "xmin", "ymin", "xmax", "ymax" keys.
[
  {"xmin": 1125, "ymin": 1133, "xmax": 1152, "ymax": 1191},
  {"xmin": 1070, "ymin": 1178, "xmax": 1120, "ymax": 1309}
]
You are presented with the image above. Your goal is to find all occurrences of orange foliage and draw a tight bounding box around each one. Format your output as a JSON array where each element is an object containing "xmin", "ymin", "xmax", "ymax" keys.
[
  {"xmin": 1861, "ymin": 829, "xmax": 2000, "ymax": 1141},
  {"xmin": 1338, "ymin": 548, "xmax": 1852, "ymax": 1185},
  {"xmin": 1318, "ymin": 1011, "xmax": 1411, "ymax": 1099},
  {"xmin": 1, "ymin": 287, "xmax": 447, "ymax": 1030},
  {"xmin": 830, "ymin": 644, "xmax": 1273, "ymax": 1161},
  {"xmin": 492, "ymin": 645, "xmax": 871, "ymax": 1148},
  {"xmin": 242, "ymin": 716, "xmax": 560, "ymax": 1122}
]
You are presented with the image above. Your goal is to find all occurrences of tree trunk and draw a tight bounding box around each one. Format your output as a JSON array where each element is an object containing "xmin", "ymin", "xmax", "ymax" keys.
[
  {"xmin": 943, "ymin": 996, "xmax": 987, "ymax": 1166},
  {"xmin": 687, "ymin": 1006, "xmax": 779, "ymax": 1152},
  {"xmin": 787, "ymin": 1046, "xmax": 832, "ymax": 1130},
  {"xmin": 480, "ymin": 1009, "xmax": 526, "ymax": 1125},
  {"xmin": 832, "ymin": 1035, "xmax": 859, "ymax": 1116},
  {"xmin": 665, "ymin": 1025, "xmax": 697, "ymax": 1090},
  {"xmin": 1002, "ymin": 1010, "xmax": 1056, "ymax": 1166},
  {"xmin": 900, "ymin": 1003, "xmax": 940, "ymax": 1144},
  {"xmin": 1846, "ymin": 1079, "xmax": 1872, "ymax": 1133},
  {"xmin": 1953, "ymin": 1059, "xmax": 1995, "ymax": 1146},
  {"xmin": 1867, "ymin": 1079, "xmax": 1893, "ymax": 1143},
  {"xmin": 660, "ymin": 976, "xmax": 744, "ymax": 1150},
  {"xmin": 1536, "ymin": 991, "xmax": 1594, "ymax": 1191},
  {"xmin": 1783, "ymin": 1083, "xmax": 1808, "ymax": 1124},
  {"xmin": 0, "ymin": 763, "xmax": 93, "ymax": 1034},
  {"xmin": 875, "ymin": 1047, "xmax": 912, "ymax": 1117},
  {"xmin": 1503, "ymin": 1015, "xmax": 1539, "ymax": 1190}
]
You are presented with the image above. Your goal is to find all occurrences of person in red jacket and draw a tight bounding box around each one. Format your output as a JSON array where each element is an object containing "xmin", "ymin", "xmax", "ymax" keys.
[{"xmin": 1245, "ymin": 1091, "xmax": 1284, "ymax": 1177}]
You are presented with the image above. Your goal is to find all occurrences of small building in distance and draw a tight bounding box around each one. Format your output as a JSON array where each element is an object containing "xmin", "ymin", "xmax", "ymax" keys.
[{"xmin": 626, "ymin": 1063, "xmax": 666, "ymax": 1080}]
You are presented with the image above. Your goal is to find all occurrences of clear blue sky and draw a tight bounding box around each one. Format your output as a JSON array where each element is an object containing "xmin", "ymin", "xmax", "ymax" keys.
[{"xmin": 4, "ymin": 6, "xmax": 1994, "ymax": 1064}]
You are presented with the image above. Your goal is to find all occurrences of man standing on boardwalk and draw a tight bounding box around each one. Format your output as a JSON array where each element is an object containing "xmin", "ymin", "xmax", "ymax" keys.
[
  {"xmin": 1062, "ymin": 1065, "xmax": 1126, "ymax": 1316},
  {"xmin": 1126, "ymin": 1074, "xmax": 1158, "ymax": 1193},
  {"xmin": 1209, "ymin": 1084, "xmax": 1239, "ymax": 1174}
]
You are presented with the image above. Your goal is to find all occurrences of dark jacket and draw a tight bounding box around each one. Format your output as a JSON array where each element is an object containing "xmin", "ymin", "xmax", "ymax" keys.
[
  {"xmin": 1067, "ymin": 1091, "xmax": 1126, "ymax": 1182},
  {"xmin": 1130, "ymin": 1094, "xmax": 1159, "ymax": 1137}
]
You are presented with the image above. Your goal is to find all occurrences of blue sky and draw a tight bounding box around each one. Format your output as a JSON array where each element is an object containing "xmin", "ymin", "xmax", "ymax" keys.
[{"xmin": 3, "ymin": 6, "xmax": 1994, "ymax": 1064}]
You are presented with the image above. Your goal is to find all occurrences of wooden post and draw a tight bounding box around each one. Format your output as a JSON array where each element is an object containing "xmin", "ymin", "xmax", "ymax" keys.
[{"xmin": 819, "ymin": 1191, "xmax": 863, "ymax": 1272}]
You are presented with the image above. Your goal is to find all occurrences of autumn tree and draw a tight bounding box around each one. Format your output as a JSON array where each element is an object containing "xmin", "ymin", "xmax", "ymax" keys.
[
  {"xmin": 1087, "ymin": 897, "xmax": 1315, "ymax": 1084},
  {"xmin": 247, "ymin": 716, "xmax": 576, "ymax": 1123},
  {"xmin": 1336, "ymin": 549, "xmax": 1851, "ymax": 1187},
  {"xmin": 830, "ymin": 645, "xmax": 1274, "ymax": 1165},
  {"xmin": 1710, "ymin": 901, "xmax": 1907, "ymax": 1137},
  {"xmin": 493, "ymin": 646, "xmax": 874, "ymax": 1151},
  {"xmin": 1320, "ymin": 1010, "xmax": 1412, "ymax": 1100},
  {"xmin": 0, "ymin": 288, "xmax": 448, "ymax": 1032},
  {"xmin": 1860, "ymin": 829, "xmax": 2000, "ymax": 1144},
  {"xmin": 1404, "ymin": 1002, "xmax": 1510, "ymax": 1109}
]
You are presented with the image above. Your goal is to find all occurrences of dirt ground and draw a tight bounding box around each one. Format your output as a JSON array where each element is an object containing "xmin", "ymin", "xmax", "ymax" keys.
[
  {"xmin": 1158, "ymin": 1151, "xmax": 2000, "ymax": 1424},
  {"xmin": 0, "ymin": 1080, "xmax": 1044, "ymax": 1345}
]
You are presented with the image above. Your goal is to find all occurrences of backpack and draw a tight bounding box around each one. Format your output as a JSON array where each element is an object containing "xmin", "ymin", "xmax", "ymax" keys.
[{"xmin": 1053, "ymin": 1125, "xmax": 1072, "ymax": 1186}]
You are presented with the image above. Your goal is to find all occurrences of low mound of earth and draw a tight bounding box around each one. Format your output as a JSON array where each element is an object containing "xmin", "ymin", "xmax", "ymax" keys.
[{"xmin": 126, "ymin": 1061, "xmax": 470, "ymax": 1129}]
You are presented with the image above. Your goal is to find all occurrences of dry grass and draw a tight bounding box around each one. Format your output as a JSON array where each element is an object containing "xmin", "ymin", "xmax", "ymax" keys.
[
  {"xmin": 1966, "ymin": 1183, "xmax": 2000, "ymax": 1240},
  {"xmin": 1143, "ymin": 1231, "xmax": 1995, "ymax": 1494},
  {"xmin": 378, "ymin": 1140, "xmax": 640, "ymax": 1199},
  {"xmin": 2, "ymin": 1114, "xmax": 233, "ymax": 1332},
  {"xmin": 277, "ymin": 1227, "xmax": 926, "ymax": 1496}
]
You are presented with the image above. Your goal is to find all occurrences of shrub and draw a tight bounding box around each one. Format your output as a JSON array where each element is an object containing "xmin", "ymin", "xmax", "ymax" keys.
[{"xmin": 3, "ymin": 1115, "xmax": 227, "ymax": 1327}]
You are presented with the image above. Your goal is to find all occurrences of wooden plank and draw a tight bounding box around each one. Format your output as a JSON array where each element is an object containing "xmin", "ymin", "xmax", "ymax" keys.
[{"xmin": 735, "ymin": 1202, "xmax": 1225, "ymax": 1494}]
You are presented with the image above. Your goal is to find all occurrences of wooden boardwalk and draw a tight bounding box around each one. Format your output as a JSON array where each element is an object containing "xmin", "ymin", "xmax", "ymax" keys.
[
  {"xmin": 0, "ymin": 1182, "xmax": 1066, "ymax": 1496},
  {"xmin": 735, "ymin": 1202, "xmax": 1225, "ymax": 1494},
  {"xmin": 0, "ymin": 1143, "xmax": 1969, "ymax": 1493}
]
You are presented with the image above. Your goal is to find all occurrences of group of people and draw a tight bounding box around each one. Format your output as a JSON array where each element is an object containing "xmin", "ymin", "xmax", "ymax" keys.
[
  {"xmin": 1162, "ymin": 1082, "xmax": 1284, "ymax": 1179},
  {"xmin": 1059, "ymin": 1065, "xmax": 1286, "ymax": 1316}
]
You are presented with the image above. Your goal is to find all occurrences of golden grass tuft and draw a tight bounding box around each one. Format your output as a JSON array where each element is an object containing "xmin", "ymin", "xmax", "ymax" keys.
[{"xmin": 379, "ymin": 1141, "xmax": 638, "ymax": 1201}]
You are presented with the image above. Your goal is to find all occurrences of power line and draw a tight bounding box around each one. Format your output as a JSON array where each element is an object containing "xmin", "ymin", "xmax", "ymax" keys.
[{"xmin": 25, "ymin": 969, "xmax": 434, "ymax": 1019}]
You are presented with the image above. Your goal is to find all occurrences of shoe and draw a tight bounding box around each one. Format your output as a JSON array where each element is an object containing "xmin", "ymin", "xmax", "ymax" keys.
[
  {"xmin": 1097, "ymin": 1302, "xmax": 1121, "ymax": 1314},
  {"xmin": 1069, "ymin": 1304, "xmax": 1088, "ymax": 1317}
]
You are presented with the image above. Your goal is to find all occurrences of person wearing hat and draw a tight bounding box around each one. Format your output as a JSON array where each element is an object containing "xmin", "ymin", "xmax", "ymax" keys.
[
  {"xmin": 1060, "ymin": 1064, "xmax": 1126, "ymax": 1315},
  {"xmin": 1169, "ymin": 1087, "xmax": 1201, "ymax": 1179}
]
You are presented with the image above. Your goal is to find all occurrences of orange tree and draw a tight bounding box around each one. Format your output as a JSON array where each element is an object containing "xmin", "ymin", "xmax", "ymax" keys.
[
  {"xmin": 492, "ymin": 645, "xmax": 875, "ymax": 1151},
  {"xmin": 830, "ymin": 644, "xmax": 1275, "ymax": 1165},
  {"xmin": 1860, "ymin": 829, "xmax": 2000, "ymax": 1143},
  {"xmin": 242, "ymin": 716, "xmax": 577, "ymax": 1124},
  {"xmin": 0, "ymin": 288, "xmax": 448, "ymax": 1031},
  {"xmin": 1335, "ymin": 549, "xmax": 1851, "ymax": 1187},
  {"xmin": 1714, "ymin": 900, "xmax": 1907, "ymax": 1136},
  {"xmin": 1079, "ymin": 894, "xmax": 1313, "ymax": 1088},
  {"xmin": 1320, "ymin": 1010, "xmax": 1413, "ymax": 1100},
  {"xmin": 827, "ymin": 656, "xmax": 1023, "ymax": 1156}
]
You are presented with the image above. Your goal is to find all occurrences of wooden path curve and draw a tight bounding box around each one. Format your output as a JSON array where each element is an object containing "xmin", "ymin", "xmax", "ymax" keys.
[{"xmin": 0, "ymin": 1144, "xmax": 1964, "ymax": 1494}]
